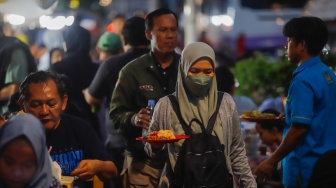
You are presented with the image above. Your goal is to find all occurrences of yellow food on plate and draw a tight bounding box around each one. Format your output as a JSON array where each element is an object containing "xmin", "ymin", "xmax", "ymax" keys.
[
  {"xmin": 240, "ymin": 110, "xmax": 276, "ymax": 119},
  {"xmin": 147, "ymin": 130, "xmax": 176, "ymax": 140}
]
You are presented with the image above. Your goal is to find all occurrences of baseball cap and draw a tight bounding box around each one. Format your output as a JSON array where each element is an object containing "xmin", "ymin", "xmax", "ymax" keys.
[{"xmin": 97, "ymin": 32, "xmax": 123, "ymax": 52}]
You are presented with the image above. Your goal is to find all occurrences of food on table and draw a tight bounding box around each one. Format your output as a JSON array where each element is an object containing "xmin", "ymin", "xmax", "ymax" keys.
[
  {"xmin": 240, "ymin": 110, "xmax": 276, "ymax": 119},
  {"xmin": 146, "ymin": 130, "xmax": 176, "ymax": 140}
]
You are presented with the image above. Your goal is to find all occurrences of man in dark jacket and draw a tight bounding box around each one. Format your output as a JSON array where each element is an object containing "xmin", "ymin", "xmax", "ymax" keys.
[{"xmin": 109, "ymin": 9, "xmax": 180, "ymax": 187}]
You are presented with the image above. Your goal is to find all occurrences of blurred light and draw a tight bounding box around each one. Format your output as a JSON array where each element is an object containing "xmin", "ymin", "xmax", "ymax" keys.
[
  {"xmin": 211, "ymin": 15, "xmax": 234, "ymax": 27},
  {"xmin": 184, "ymin": 5, "xmax": 191, "ymax": 15},
  {"xmin": 69, "ymin": 0, "xmax": 79, "ymax": 9},
  {"xmin": 221, "ymin": 15, "xmax": 234, "ymax": 27},
  {"xmin": 276, "ymin": 18, "xmax": 284, "ymax": 26},
  {"xmin": 39, "ymin": 15, "xmax": 49, "ymax": 27},
  {"xmin": 211, "ymin": 16, "xmax": 222, "ymax": 26},
  {"xmin": 99, "ymin": 0, "xmax": 112, "ymax": 7},
  {"xmin": 65, "ymin": 16, "xmax": 75, "ymax": 26},
  {"xmin": 40, "ymin": 15, "xmax": 74, "ymax": 30},
  {"xmin": 5, "ymin": 14, "xmax": 25, "ymax": 25}
]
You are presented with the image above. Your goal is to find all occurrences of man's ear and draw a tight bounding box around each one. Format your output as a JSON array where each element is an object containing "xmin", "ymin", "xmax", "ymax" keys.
[
  {"xmin": 61, "ymin": 95, "xmax": 68, "ymax": 111},
  {"xmin": 145, "ymin": 29, "xmax": 152, "ymax": 40},
  {"xmin": 299, "ymin": 40, "xmax": 307, "ymax": 52}
]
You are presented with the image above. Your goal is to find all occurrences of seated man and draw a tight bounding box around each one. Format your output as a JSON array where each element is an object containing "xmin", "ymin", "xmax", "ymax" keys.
[{"xmin": 18, "ymin": 71, "xmax": 118, "ymax": 183}]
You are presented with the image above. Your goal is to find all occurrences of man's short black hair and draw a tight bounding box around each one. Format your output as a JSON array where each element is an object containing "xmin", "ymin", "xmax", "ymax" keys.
[
  {"xmin": 122, "ymin": 16, "xmax": 150, "ymax": 46},
  {"xmin": 20, "ymin": 71, "xmax": 67, "ymax": 100},
  {"xmin": 283, "ymin": 16, "xmax": 328, "ymax": 56},
  {"xmin": 145, "ymin": 8, "xmax": 178, "ymax": 30},
  {"xmin": 258, "ymin": 108, "xmax": 284, "ymax": 132}
]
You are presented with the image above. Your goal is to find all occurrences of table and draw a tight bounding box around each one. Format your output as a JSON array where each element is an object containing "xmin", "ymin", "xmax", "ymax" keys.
[
  {"xmin": 60, "ymin": 176, "xmax": 103, "ymax": 188},
  {"xmin": 61, "ymin": 176, "xmax": 74, "ymax": 188}
]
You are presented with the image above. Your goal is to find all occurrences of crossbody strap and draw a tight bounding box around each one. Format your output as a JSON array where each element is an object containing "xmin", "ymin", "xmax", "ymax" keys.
[
  {"xmin": 206, "ymin": 91, "xmax": 224, "ymax": 133},
  {"xmin": 168, "ymin": 95, "xmax": 191, "ymax": 135}
]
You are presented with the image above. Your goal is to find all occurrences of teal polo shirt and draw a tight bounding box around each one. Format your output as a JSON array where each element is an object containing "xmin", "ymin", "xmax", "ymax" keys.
[{"xmin": 283, "ymin": 56, "xmax": 336, "ymax": 187}]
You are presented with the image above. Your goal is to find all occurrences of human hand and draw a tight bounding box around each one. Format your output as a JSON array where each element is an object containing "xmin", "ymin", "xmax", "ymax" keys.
[
  {"xmin": 277, "ymin": 112, "xmax": 285, "ymax": 121},
  {"xmin": 133, "ymin": 108, "xmax": 151, "ymax": 129},
  {"xmin": 253, "ymin": 158, "xmax": 276, "ymax": 184},
  {"xmin": 70, "ymin": 160, "xmax": 102, "ymax": 180}
]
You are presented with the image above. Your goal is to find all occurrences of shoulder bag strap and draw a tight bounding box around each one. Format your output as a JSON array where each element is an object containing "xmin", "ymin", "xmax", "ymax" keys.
[
  {"xmin": 167, "ymin": 95, "xmax": 192, "ymax": 135},
  {"xmin": 206, "ymin": 91, "xmax": 224, "ymax": 133}
]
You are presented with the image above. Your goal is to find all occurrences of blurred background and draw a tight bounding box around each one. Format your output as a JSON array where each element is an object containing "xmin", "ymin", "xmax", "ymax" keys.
[
  {"xmin": 2, "ymin": 3, "xmax": 336, "ymax": 184},
  {"xmin": 2, "ymin": 0, "xmax": 336, "ymax": 58},
  {"xmin": 1, "ymin": 0, "xmax": 336, "ymax": 102}
]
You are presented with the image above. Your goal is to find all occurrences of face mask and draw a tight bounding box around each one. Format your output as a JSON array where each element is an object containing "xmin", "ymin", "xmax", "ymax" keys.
[{"xmin": 185, "ymin": 75, "xmax": 213, "ymax": 97}]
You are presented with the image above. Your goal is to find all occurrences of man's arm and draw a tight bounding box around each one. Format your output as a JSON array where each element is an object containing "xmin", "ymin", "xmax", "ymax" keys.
[
  {"xmin": 109, "ymin": 67, "xmax": 138, "ymax": 133},
  {"xmin": 1, "ymin": 48, "xmax": 29, "ymax": 101},
  {"xmin": 0, "ymin": 83, "xmax": 19, "ymax": 101},
  {"xmin": 83, "ymin": 61, "xmax": 111, "ymax": 106},
  {"xmin": 254, "ymin": 123, "xmax": 308, "ymax": 180},
  {"xmin": 82, "ymin": 88, "xmax": 102, "ymax": 105},
  {"xmin": 71, "ymin": 159, "xmax": 118, "ymax": 181}
]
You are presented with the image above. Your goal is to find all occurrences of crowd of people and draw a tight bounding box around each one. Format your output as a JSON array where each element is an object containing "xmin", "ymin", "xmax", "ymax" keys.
[{"xmin": 0, "ymin": 7, "xmax": 336, "ymax": 188}]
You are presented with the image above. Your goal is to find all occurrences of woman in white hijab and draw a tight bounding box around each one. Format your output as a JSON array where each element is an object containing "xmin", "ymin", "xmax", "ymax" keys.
[
  {"xmin": 0, "ymin": 114, "xmax": 62, "ymax": 188},
  {"xmin": 145, "ymin": 42, "xmax": 256, "ymax": 187}
]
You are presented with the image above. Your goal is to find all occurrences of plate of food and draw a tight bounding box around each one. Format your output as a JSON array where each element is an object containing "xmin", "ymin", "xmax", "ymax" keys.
[
  {"xmin": 137, "ymin": 130, "xmax": 190, "ymax": 143},
  {"xmin": 240, "ymin": 110, "xmax": 280, "ymax": 122}
]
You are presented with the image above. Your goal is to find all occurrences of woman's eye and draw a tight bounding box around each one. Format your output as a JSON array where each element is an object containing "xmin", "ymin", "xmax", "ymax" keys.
[
  {"xmin": 3, "ymin": 158, "xmax": 14, "ymax": 166},
  {"xmin": 189, "ymin": 69, "xmax": 199, "ymax": 74},
  {"xmin": 29, "ymin": 102, "xmax": 40, "ymax": 108},
  {"xmin": 25, "ymin": 162, "xmax": 36, "ymax": 169},
  {"xmin": 205, "ymin": 70, "xmax": 213, "ymax": 75}
]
